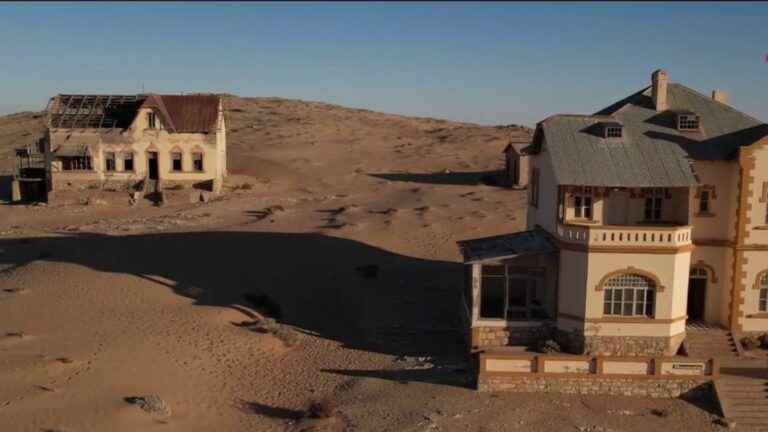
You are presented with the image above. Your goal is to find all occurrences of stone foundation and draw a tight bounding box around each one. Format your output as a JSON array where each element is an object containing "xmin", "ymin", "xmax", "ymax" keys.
[
  {"xmin": 555, "ymin": 330, "xmax": 685, "ymax": 357},
  {"xmin": 477, "ymin": 375, "xmax": 711, "ymax": 398},
  {"xmin": 475, "ymin": 325, "xmax": 553, "ymax": 348}
]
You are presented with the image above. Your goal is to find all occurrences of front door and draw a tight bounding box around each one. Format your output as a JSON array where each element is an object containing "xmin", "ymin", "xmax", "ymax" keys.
[
  {"xmin": 606, "ymin": 190, "xmax": 629, "ymax": 225},
  {"xmin": 687, "ymin": 277, "xmax": 707, "ymax": 321},
  {"xmin": 147, "ymin": 152, "xmax": 158, "ymax": 180}
]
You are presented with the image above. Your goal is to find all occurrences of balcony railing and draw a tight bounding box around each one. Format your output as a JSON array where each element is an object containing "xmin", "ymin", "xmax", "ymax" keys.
[{"xmin": 556, "ymin": 223, "xmax": 692, "ymax": 248}]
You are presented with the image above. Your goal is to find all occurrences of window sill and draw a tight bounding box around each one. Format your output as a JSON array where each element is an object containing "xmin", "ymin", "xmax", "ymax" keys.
[
  {"xmin": 567, "ymin": 218, "xmax": 599, "ymax": 225},
  {"xmin": 695, "ymin": 212, "xmax": 716, "ymax": 218},
  {"xmin": 747, "ymin": 313, "xmax": 768, "ymax": 318}
]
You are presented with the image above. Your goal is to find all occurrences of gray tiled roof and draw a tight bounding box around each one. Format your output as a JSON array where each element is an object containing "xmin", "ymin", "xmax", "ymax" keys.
[
  {"xmin": 538, "ymin": 83, "xmax": 767, "ymax": 187},
  {"xmin": 457, "ymin": 229, "xmax": 556, "ymax": 264}
]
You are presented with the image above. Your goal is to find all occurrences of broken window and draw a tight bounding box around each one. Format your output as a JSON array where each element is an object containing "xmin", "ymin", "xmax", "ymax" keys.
[
  {"xmin": 677, "ymin": 114, "xmax": 700, "ymax": 131},
  {"xmin": 193, "ymin": 152, "xmax": 203, "ymax": 172},
  {"xmin": 147, "ymin": 112, "xmax": 157, "ymax": 129},
  {"xmin": 602, "ymin": 273, "xmax": 655, "ymax": 317},
  {"xmin": 104, "ymin": 151, "xmax": 116, "ymax": 172},
  {"xmin": 479, "ymin": 265, "xmax": 547, "ymax": 321},
  {"xmin": 698, "ymin": 190, "xmax": 711, "ymax": 214},
  {"xmin": 60, "ymin": 156, "xmax": 92, "ymax": 171},
  {"xmin": 171, "ymin": 152, "xmax": 182, "ymax": 171},
  {"xmin": 574, "ymin": 187, "xmax": 593, "ymax": 220},
  {"xmin": 123, "ymin": 152, "xmax": 134, "ymax": 171}
]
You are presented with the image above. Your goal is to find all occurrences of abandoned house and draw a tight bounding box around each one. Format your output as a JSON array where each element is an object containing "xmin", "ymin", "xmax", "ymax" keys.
[
  {"xmin": 503, "ymin": 135, "xmax": 532, "ymax": 189},
  {"xmin": 15, "ymin": 93, "xmax": 227, "ymax": 199},
  {"xmin": 459, "ymin": 69, "xmax": 768, "ymax": 360}
]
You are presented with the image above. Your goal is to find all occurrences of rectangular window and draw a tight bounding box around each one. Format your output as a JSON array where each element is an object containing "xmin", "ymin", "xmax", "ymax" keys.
[
  {"xmin": 605, "ymin": 126, "xmax": 622, "ymax": 138},
  {"xmin": 529, "ymin": 168, "xmax": 540, "ymax": 207},
  {"xmin": 171, "ymin": 152, "xmax": 182, "ymax": 171},
  {"xmin": 104, "ymin": 152, "xmax": 116, "ymax": 172},
  {"xmin": 574, "ymin": 187, "xmax": 593, "ymax": 220},
  {"xmin": 193, "ymin": 152, "xmax": 203, "ymax": 172},
  {"xmin": 557, "ymin": 187, "xmax": 566, "ymax": 222},
  {"xmin": 643, "ymin": 188, "xmax": 665, "ymax": 221},
  {"xmin": 123, "ymin": 152, "xmax": 134, "ymax": 171},
  {"xmin": 698, "ymin": 190, "xmax": 711, "ymax": 214},
  {"xmin": 678, "ymin": 114, "xmax": 700, "ymax": 131},
  {"xmin": 479, "ymin": 265, "xmax": 547, "ymax": 321},
  {"xmin": 61, "ymin": 156, "xmax": 92, "ymax": 171},
  {"xmin": 147, "ymin": 112, "xmax": 157, "ymax": 129}
]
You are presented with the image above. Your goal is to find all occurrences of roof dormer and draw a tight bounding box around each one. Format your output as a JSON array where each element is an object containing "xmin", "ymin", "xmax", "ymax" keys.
[
  {"xmin": 674, "ymin": 110, "xmax": 700, "ymax": 131},
  {"xmin": 598, "ymin": 121, "xmax": 623, "ymax": 139}
]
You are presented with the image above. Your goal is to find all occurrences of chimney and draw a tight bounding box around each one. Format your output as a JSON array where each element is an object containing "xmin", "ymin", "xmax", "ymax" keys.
[
  {"xmin": 712, "ymin": 90, "xmax": 729, "ymax": 105},
  {"xmin": 651, "ymin": 69, "xmax": 668, "ymax": 111}
]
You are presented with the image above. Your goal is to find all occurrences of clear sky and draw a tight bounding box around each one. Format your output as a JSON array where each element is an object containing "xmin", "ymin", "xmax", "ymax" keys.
[{"xmin": 1, "ymin": 2, "xmax": 766, "ymax": 126}]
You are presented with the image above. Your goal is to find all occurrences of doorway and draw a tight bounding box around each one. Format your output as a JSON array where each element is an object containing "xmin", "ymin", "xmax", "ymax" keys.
[
  {"xmin": 147, "ymin": 151, "xmax": 158, "ymax": 180},
  {"xmin": 687, "ymin": 269, "xmax": 707, "ymax": 322}
]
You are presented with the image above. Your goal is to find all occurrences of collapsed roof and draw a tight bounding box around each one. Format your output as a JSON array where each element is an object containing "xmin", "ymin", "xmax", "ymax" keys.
[
  {"xmin": 47, "ymin": 93, "xmax": 220, "ymax": 133},
  {"xmin": 531, "ymin": 82, "xmax": 768, "ymax": 188}
]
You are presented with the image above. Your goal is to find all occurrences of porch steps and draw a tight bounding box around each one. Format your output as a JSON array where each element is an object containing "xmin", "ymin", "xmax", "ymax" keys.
[
  {"xmin": 685, "ymin": 328, "xmax": 738, "ymax": 359},
  {"xmin": 715, "ymin": 368, "xmax": 768, "ymax": 430}
]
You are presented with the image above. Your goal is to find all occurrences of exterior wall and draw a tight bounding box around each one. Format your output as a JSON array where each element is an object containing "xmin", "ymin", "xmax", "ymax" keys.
[
  {"xmin": 732, "ymin": 138, "xmax": 768, "ymax": 332},
  {"xmin": 478, "ymin": 375, "xmax": 710, "ymax": 398},
  {"xmin": 526, "ymin": 139, "xmax": 558, "ymax": 233},
  {"xmin": 690, "ymin": 246, "xmax": 732, "ymax": 327},
  {"xmin": 690, "ymin": 161, "xmax": 740, "ymax": 242},
  {"xmin": 505, "ymin": 150, "xmax": 529, "ymax": 188},
  {"xmin": 555, "ymin": 249, "xmax": 690, "ymax": 356},
  {"xmin": 48, "ymin": 104, "xmax": 226, "ymax": 190}
]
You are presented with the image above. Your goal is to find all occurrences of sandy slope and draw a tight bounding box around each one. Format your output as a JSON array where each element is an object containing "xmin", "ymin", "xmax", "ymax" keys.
[{"xmin": 0, "ymin": 99, "xmax": 723, "ymax": 432}]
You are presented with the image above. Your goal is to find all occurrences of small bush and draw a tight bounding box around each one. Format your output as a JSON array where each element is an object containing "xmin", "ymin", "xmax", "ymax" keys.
[
  {"xmin": 306, "ymin": 399, "xmax": 334, "ymax": 419},
  {"xmin": 650, "ymin": 408, "xmax": 670, "ymax": 418},
  {"xmin": 240, "ymin": 183, "xmax": 253, "ymax": 190}
]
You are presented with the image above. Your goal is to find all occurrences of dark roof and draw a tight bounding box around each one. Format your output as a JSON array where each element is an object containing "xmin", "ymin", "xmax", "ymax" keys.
[
  {"xmin": 535, "ymin": 83, "xmax": 767, "ymax": 187},
  {"xmin": 47, "ymin": 93, "xmax": 220, "ymax": 133},
  {"xmin": 457, "ymin": 229, "xmax": 556, "ymax": 264}
]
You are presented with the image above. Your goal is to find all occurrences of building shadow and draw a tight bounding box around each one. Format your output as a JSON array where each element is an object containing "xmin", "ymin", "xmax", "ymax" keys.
[
  {"xmin": 368, "ymin": 170, "xmax": 504, "ymax": 187},
  {"xmin": 0, "ymin": 230, "xmax": 467, "ymax": 382}
]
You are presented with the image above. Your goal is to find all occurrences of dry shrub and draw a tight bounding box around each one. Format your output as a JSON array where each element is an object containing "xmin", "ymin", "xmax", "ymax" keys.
[
  {"xmin": 306, "ymin": 399, "xmax": 334, "ymax": 419},
  {"xmin": 240, "ymin": 182, "xmax": 253, "ymax": 190}
]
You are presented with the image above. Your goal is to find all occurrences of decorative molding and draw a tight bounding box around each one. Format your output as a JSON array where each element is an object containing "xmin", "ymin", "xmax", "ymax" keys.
[
  {"xmin": 594, "ymin": 266, "xmax": 666, "ymax": 292},
  {"xmin": 691, "ymin": 260, "xmax": 719, "ymax": 283},
  {"xmin": 752, "ymin": 269, "xmax": 768, "ymax": 290}
]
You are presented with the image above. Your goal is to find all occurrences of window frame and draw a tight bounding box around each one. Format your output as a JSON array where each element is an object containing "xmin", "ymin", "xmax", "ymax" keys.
[
  {"xmin": 147, "ymin": 112, "xmax": 157, "ymax": 129},
  {"xmin": 104, "ymin": 151, "xmax": 116, "ymax": 172},
  {"xmin": 122, "ymin": 152, "xmax": 134, "ymax": 172},
  {"xmin": 171, "ymin": 151, "xmax": 183, "ymax": 172},
  {"xmin": 643, "ymin": 188, "xmax": 665, "ymax": 222},
  {"xmin": 573, "ymin": 187, "xmax": 594, "ymax": 220},
  {"xmin": 192, "ymin": 152, "xmax": 204, "ymax": 172},
  {"xmin": 605, "ymin": 126, "xmax": 623, "ymax": 138},
  {"xmin": 758, "ymin": 272, "xmax": 768, "ymax": 312},
  {"xmin": 601, "ymin": 273, "xmax": 656, "ymax": 318},
  {"xmin": 479, "ymin": 265, "xmax": 547, "ymax": 321},
  {"xmin": 60, "ymin": 155, "xmax": 93, "ymax": 171},
  {"xmin": 677, "ymin": 114, "xmax": 700, "ymax": 131}
]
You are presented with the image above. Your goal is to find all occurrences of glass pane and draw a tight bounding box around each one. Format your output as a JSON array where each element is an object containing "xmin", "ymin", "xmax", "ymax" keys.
[
  {"xmin": 614, "ymin": 289, "xmax": 623, "ymax": 302},
  {"xmin": 508, "ymin": 281, "xmax": 527, "ymax": 308},
  {"xmin": 604, "ymin": 302, "xmax": 611, "ymax": 314},
  {"xmin": 604, "ymin": 289, "xmax": 612, "ymax": 302},
  {"xmin": 624, "ymin": 289, "xmax": 634, "ymax": 302},
  {"xmin": 645, "ymin": 301, "xmax": 653, "ymax": 317},
  {"xmin": 622, "ymin": 303, "xmax": 632, "ymax": 316},
  {"xmin": 636, "ymin": 289, "xmax": 645, "ymax": 302},
  {"xmin": 480, "ymin": 277, "xmax": 505, "ymax": 319},
  {"xmin": 613, "ymin": 303, "xmax": 622, "ymax": 315},
  {"xmin": 635, "ymin": 303, "xmax": 644, "ymax": 315}
]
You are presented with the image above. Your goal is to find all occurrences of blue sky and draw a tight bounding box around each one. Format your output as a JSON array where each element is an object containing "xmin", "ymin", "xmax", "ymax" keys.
[{"xmin": 1, "ymin": 2, "xmax": 766, "ymax": 126}]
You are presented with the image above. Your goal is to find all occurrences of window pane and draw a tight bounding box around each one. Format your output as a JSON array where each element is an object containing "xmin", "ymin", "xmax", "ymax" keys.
[
  {"xmin": 614, "ymin": 289, "xmax": 623, "ymax": 302},
  {"xmin": 624, "ymin": 289, "xmax": 634, "ymax": 302},
  {"xmin": 604, "ymin": 302, "xmax": 611, "ymax": 314},
  {"xmin": 613, "ymin": 303, "xmax": 622, "ymax": 315},
  {"xmin": 604, "ymin": 289, "xmax": 612, "ymax": 303},
  {"xmin": 623, "ymin": 303, "xmax": 633, "ymax": 316},
  {"xmin": 480, "ymin": 276, "xmax": 505, "ymax": 319},
  {"xmin": 507, "ymin": 281, "xmax": 527, "ymax": 308},
  {"xmin": 635, "ymin": 303, "xmax": 644, "ymax": 315}
]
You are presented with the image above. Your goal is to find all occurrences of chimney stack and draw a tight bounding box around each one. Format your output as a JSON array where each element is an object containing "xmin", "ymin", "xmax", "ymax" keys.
[
  {"xmin": 651, "ymin": 69, "xmax": 668, "ymax": 112},
  {"xmin": 712, "ymin": 90, "xmax": 729, "ymax": 105}
]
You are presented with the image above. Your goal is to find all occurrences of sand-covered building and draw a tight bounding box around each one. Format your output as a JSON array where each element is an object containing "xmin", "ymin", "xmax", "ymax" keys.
[
  {"xmin": 39, "ymin": 93, "xmax": 227, "ymax": 195},
  {"xmin": 460, "ymin": 69, "xmax": 768, "ymax": 357}
]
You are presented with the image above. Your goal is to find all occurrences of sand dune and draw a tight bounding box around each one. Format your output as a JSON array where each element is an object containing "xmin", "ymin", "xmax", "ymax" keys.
[{"xmin": 0, "ymin": 99, "xmax": 717, "ymax": 431}]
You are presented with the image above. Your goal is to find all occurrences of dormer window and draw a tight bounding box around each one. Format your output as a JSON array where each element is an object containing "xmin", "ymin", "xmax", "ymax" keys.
[
  {"xmin": 598, "ymin": 121, "xmax": 623, "ymax": 139},
  {"xmin": 147, "ymin": 112, "xmax": 157, "ymax": 129},
  {"xmin": 605, "ymin": 126, "xmax": 623, "ymax": 138},
  {"xmin": 677, "ymin": 113, "xmax": 700, "ymax": 131}
]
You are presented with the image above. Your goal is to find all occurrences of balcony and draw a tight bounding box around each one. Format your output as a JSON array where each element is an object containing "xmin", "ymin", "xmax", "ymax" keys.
[{"xmin": 556, "ymin": 223, "xmax": 693, "ymax": 249}]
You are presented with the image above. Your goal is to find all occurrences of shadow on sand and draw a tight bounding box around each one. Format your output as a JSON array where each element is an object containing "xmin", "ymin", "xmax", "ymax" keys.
[
  {"xmin": 0, "ymin": 230, "xmax": 468, "ymax": 387},
  {"xmin": 369, "ymin": 170, "xmax": 505, "ymax": 187}
]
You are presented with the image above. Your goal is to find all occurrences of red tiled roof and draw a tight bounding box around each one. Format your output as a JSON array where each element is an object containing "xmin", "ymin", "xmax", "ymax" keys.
[{"xmin": 141, "ymin": 94, "xmax": 219, "ymax": 133}]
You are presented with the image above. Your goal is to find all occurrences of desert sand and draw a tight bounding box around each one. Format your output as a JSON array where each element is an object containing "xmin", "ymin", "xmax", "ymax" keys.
[{"xmin": 0, "ymin": 97, "xmax": 724, "ymax": 431}]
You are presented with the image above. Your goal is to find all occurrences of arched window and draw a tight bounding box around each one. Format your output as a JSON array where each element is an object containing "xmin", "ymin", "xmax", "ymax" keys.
[
  {"xmin": 690, "ymin": 267, "xmax": 708, "ymax": 280},
  {"xmin": 758, "ymin": 272, "xmax": 768, "ymax": 312},
  {"xmin": 602, "ymin": 273, "xmax": 655, "ymax": 317}
]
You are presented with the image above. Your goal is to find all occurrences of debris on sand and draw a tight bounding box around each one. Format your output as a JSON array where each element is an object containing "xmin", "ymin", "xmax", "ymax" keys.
[{"xmin": 125, "ymin": 395, "xmax": 172, "ymax": 417}]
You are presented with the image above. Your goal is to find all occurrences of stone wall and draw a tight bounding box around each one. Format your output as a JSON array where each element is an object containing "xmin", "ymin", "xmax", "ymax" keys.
[
  {"xmin": 478, "ymin": 375, "xmax": 711, "ymax": 398},
  {"xmin": 555, "ymin": 330, "xmax": 685, "ymax": 357},
  {"xmin": 475, "ymin": 325, "xmax": 553, "ymax": 348}
]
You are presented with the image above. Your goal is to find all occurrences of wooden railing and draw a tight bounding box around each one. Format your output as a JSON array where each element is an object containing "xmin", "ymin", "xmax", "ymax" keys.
[
  {"xmin": 556, "ymin": 223, "xmax": 692, "ymax": 249},
  {"xmin": 479, "ymin": 352, "xmax": 718, "ymax": 379}
]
